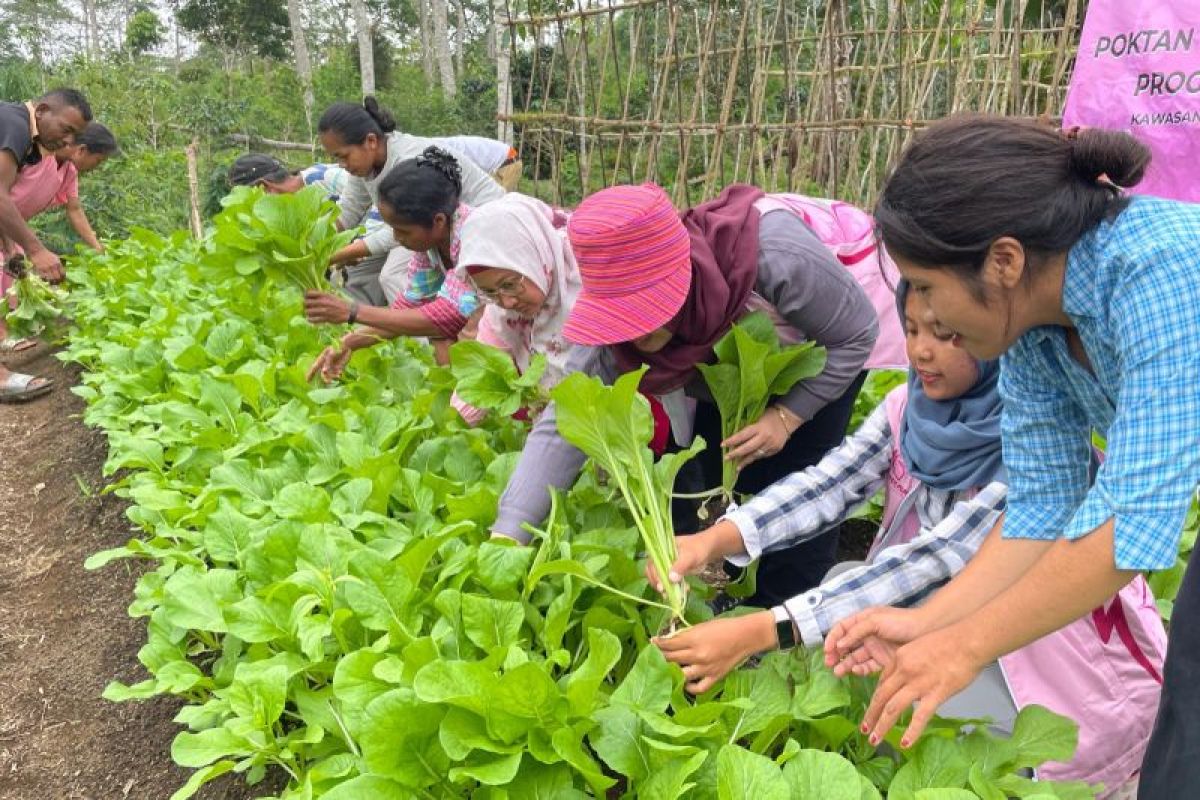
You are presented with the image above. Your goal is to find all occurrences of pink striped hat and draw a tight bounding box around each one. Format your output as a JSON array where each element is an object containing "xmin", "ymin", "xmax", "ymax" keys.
[{"xmin": 563, "ymin": 183, "xmax": 693, "ymax": 346}]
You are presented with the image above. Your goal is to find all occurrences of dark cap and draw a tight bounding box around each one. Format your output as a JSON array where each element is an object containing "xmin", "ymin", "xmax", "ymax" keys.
[{"xmin": 228, "ymin": 153, "xmax": 290, "ymax": 187}]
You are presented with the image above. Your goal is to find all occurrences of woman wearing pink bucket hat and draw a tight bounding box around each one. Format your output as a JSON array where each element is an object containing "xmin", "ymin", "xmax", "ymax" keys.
[{"xmin": 494, "ymin": 181, "xmax": 894, "ymax": 606}]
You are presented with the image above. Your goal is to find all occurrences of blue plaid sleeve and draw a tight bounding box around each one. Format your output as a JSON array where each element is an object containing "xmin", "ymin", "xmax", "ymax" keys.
[
  {"xmin": 998, "ymin": 342, "xmax": 1092, "ymax": 544},
  {"xmin": 1064, "ymin": 244, "xmax": 1200, "ymax": 570}
]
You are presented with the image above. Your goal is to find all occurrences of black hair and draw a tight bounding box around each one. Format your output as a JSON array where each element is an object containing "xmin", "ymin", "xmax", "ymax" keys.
[
  {"xmin": 377, "ymin": 146, "xmax": 463, "ymax": 227},
  {"xmin": 76, "ymin": 122, "xmax": 118, "ymax": 156},
  {"xmin": 317, "ymin": 95, "xmax": 397, "ymax": 145},
  {"xmin": 875, "ymin": 115, "xmax": 1150, "ymax": 292},
  {"xmin": 39, "ymin": 87, "xmax": 93, "ymax": 122}
]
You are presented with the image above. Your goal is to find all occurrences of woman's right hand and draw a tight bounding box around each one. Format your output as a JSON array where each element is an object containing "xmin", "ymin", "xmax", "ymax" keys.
[
  {"xmin": 646, "ymin": 533, "xmax": 717, "ymax": 593},
  {"xmin": 306, "ymin": 344, "xmax": 352, "ymax": 383},
  {"xmin": 824, "ymin": 606, "xmax": 932, "ymax": 677}
]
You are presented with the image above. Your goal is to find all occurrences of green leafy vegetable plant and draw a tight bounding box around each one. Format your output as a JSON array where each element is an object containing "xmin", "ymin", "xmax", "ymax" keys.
[
  {"xmin": 210, "ymin": 185, "xmax": 357, "ymax": 293},
  {"xmin": 449, "ymin": 339, "xmax": 549, "ymax": 417},
  {"xmin": 697, "ymin": 312, "xmax": 827, "ymax": 503},
  {"xmin": 59, "ymin": 208, "xmax": 1092, "ymax": 799},
  {"xmin": 551, "ymin": 368, "xmax": 706, "ymax": 626},
  {"xmin": 3, "ymin": 260, "xmax": 68, "ymax": 339}
]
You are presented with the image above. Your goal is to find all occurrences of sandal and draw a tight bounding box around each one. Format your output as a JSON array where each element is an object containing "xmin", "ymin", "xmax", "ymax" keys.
[
  {"xmin": 0, "ymin": 337, "xmax": 37, "ymax": 354},
  {"xmin": 0, "ymin": 372, "xmax": 53, "ymax": 403}
]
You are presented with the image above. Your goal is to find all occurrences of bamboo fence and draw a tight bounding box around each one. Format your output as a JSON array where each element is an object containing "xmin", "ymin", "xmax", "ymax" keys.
[{"xmin": 498, "ymin": 0, "xmax": 1083, "ymax": 207}]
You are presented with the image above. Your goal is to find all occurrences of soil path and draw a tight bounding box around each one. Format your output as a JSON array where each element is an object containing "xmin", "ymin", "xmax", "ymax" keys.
[{"xmin": 0, "ymin": 346, "xmax": 263, "ymax": 800}]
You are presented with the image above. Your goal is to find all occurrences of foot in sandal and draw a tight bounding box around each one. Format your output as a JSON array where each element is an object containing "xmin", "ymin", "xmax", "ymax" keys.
[
  {"xmin": 0, "ymin": 369, "xmax": 53, "ymax": 402},
  {"xmin": 0, "ymin": 337, "xmax": 37, "ymax": 354}
]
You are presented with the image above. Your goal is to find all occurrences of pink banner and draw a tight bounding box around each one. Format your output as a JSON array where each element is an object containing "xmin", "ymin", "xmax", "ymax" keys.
[{"xmin": 1063, "ymin": 2, "xmax": 1200, "ymax": 202}]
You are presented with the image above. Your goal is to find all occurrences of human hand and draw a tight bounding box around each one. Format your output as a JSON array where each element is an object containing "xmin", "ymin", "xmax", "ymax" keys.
[
  {"xmin": 860, "ymin": 624, "xmax": 986, "ymax": 748},
  {"xmin": 29, "ymin": 248, "xmax": 65, "ymax": 283},
  {"xmin": 721, "ymin": 407, "xmax": 800, "ymax": 470},
  {"xmin": 304, "ymin": 291, "xmax": 351, "ymax": 325},
  {"xmin": 824, "ymin": 606, "xmax": 930, "ymax": 677},
  {"xmin": 654, "ymin": 610, "xmax": 778, "ymax": 694},
  {"xmin": 646, "ymin": 533, "xmax": 716, "ymax": 593},
  {"xmin": 306, "ymin": 344, "xmax": 352, "ymax": 383}
]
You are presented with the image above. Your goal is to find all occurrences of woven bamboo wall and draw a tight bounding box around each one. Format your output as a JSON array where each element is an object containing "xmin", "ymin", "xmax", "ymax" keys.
[{"xmin": 499, "ymin": 0, "xmax": 1082, "ymax": 207}]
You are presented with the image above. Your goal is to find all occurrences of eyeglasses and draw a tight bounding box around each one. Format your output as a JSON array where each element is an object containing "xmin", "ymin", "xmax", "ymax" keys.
[{"xmin": 473, "ymin": 274, "xmax": 526, "ymax": 303}]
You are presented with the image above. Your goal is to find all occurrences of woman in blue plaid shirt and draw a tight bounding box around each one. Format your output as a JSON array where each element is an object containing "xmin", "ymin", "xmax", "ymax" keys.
[{"xmin": 823, "ymin": 116, "xmax": 1200, "ymax": 795}]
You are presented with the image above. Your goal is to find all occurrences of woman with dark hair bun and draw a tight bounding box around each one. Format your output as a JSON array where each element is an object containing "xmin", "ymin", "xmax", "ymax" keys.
[
  {"xmin": 315, "ymin": 97, "xmax": 505, "ymax": 302},
  {"xmin": 823, "ymin": 115, "xmax": 1200, "ymax": 796},
  {"xmin": 306, "ymin": 147, "xmax": 484, "ymax": 373}
]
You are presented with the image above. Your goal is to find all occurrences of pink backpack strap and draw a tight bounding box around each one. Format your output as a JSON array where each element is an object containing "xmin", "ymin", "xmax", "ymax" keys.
[{"xmin": 755, "ymin": 194, "xmax": 907, "ymax": 370}]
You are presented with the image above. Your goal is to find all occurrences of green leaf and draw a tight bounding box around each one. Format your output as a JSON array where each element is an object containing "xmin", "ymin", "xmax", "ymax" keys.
[
  {"xmin": 197, "ymin": 379, "xmax": 243, "ymax": 428},
  {"xmin": 1008, "ymin": 704, "xmax": 1079, "ymax": 769},
  {"xmin": 889, "ymin": 736, "xmax": 971, "ymax": 799},
  {"xmin": 461, "ymin": 593, "xmax": 526, "ymax": 652},
  {"xmin": 450, "ymin": 340, "xmax": 528, "ymax": 416},
  {"xmin": 170, "ymin": 727, "xmax": 253, "ymax": 768},
  {"xmin": 167, "ymin": 760, "xmax": 237, "ymax": 800},
  {"xmin": 564, "ymin": 627, "xmax": 622, "ymax": 715},
  {"xmin": 320, "ymin": 775, "xmax": 412, "ymax": 800},
  {"xmin": 589, "ymin": 705, "xmax": 654, "ymax": 782},
  {"xmin": 359, "ymin": 689, "xmax": 449, "ymax": 788},
  {"xmin": 781, "ymin": 749, "xmax": 863, "ymax": 800},
  {"xmin": 270, "ymin": 481, "xmax": 331, "ymax": 522},
  {"xmin": 610, "ymin": 642, "xmax": 674, "ymax": 713},
  {"xmin": 448, "ymin": 752, "xmax": 523, "ymax": 786},
  {"xmin": 715, "ymin": 744, "xmax": 789, "ymax": 800},
  {"xmin": 640, "ymin": 741, "xmax": 709, "ymax": 799}
]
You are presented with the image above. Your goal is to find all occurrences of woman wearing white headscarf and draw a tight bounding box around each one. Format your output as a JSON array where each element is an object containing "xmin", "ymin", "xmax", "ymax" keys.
[{"xmin": 453, "ymin": 193, "xmax": 581, "ymax": 423}]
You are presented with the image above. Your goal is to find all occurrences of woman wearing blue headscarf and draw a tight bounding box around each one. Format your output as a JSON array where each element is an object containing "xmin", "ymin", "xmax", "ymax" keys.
[{"xmin": 651, "ymin": 283, "xmax": 1164, "ymax": 795}]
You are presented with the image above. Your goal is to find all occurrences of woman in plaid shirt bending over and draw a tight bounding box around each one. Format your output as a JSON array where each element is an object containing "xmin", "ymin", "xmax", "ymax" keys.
[
  {"xmin": 653, "ymin": 281, "xmax": 1164, "ymax": 795},
  {"xmin": 306, "ymin": 147, "xmax": 481, "ymax": 375}
]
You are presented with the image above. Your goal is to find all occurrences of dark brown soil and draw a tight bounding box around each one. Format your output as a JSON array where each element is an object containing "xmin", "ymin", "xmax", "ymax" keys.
[{"xmin": 0, "ymin": 345, "xmax": 266, "ymax": 800}]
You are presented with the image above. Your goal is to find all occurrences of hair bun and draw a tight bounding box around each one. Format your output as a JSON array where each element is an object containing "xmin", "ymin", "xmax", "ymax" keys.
[
  {"xmin": 362, "ymin": 95, "xmax": 397, "ymax": 134},
  {"xmin": 418, "ymin": 146, "xmax": 463, "ymax": 194},
  {"xmin": 1068, "ymin": 128, "xmax": 1151, "ymax": 188}
]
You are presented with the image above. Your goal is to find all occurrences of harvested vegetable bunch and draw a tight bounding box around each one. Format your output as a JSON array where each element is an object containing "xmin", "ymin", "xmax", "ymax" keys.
[
  {"xmin": 551, "ymin": 366, "xmax": 705, "ymax": 624},
  {"xmin": 697, "ymin": 311, "xmax": 826, "ymax": 503},
  {"xmin": 3, "ymin": 255, "xmax": 69, "ymax": 339},
  {"xmin": 209, "ymin": 185, "xmax": 357, "ymax": 293}
]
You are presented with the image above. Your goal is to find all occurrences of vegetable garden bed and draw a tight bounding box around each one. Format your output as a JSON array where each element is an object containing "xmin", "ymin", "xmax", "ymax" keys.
[{"xmin": 55, "ymin": 192, "xmax": 1096, "ymax": 799}]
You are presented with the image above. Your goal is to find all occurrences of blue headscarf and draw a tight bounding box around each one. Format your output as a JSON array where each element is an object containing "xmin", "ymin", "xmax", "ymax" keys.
[{"xmin": 895, "ymin": 280, "xmax": 1006, "ymax": 491}]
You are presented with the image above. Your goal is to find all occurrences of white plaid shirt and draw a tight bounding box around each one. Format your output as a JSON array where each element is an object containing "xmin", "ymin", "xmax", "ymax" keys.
[
  {"xmin": 999, "ymin": 196, "xmax": 1200, "ymax": 571},
  {"xmin": 724, "ymin": 402, "xmax": 1008, "ymax": 646}
]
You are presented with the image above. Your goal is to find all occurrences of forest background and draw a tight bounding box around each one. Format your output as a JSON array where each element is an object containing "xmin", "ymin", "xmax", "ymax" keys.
[{"xmin": 0, "ymin": 0, "xmax": 1082, "ymax": 253}]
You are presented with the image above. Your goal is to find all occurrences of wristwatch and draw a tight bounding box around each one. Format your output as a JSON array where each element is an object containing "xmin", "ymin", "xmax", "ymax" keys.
[{"xmin": 772, "ymin": 606, "xmax": 798, "ymax": 650}]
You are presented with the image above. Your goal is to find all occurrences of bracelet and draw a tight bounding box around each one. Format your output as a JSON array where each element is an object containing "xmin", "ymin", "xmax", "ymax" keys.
[
  {"xmin": 774, "ymin": 406, "xmax": 797, "ymax": 435},
  {"xmin": 347, "ymin": 300, "xmax": 360, "ymax": 325}
]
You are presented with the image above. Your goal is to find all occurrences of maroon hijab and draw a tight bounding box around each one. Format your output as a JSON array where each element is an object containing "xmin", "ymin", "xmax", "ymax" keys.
[{"xmin": 614, "ymin": 184, "xmax": 765, "ymax": 393}]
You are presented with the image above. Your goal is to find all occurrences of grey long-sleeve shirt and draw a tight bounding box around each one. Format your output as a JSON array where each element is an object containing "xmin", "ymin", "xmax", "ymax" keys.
[
  {"xmin": 337, "ymin": 132, "xmax": 505, "ymax": 255},
  {"xmin": 492, "ymin": 209, "xmax": 878, "ymax": 541}
]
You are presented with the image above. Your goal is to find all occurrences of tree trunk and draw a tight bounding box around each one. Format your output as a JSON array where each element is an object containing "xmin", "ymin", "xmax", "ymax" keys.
[
  {"xmin": 285, "ymin": 0, "xmax": 316, "ymax": 142},
  {"xmin": 81, "ymin": 0, "xmax": 100, "ymax": 58},
  {"xmin": 453, "ymin": 0, "xmax": 465, "ymax": 76},
  {"xmin": 431, "ymin": 0, "xmax": 456, "ymax": 98},
  {"xmin": 352, "ymin": 0, "xmax": 376, "ymax": 97},
  {"xmin": 416, "ymin": 0, "xmax": 435, "ymax": 84},
  {"xmin": 494, "ymin": 0, "xmax": 511, "ymax": 142}
]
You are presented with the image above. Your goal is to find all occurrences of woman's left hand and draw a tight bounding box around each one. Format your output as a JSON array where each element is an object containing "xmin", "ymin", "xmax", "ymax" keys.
[
  {"xmin": 722, "ymin": 407, "xmax": 800, "ymax": 470},
  {"xmin": 860, "ymin": 623, "xmax": 987, "ymax": 748},
  {"xmin": 304, "ymin": 291, "xmax": 351, "ymax": 325}
]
